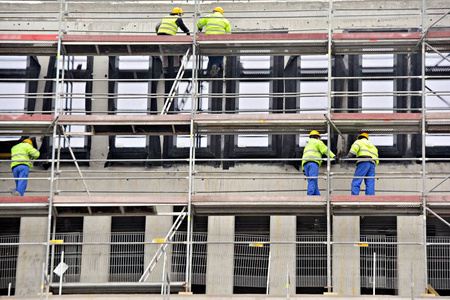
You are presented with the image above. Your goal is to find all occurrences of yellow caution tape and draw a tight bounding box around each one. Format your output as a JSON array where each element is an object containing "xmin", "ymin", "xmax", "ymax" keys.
[
  {"xmin": 249, "ymin": 243, "xmax": 264, "ymax": 247},
  {"xmin": 153, "ymin": 238, "xmax": 166, "ymax": 243},
  {"xmin": 355, "ymin": 243, "xmax": 368, "ymax": 247},
  {"xmin": 50, "ymin": 240, "xmax": 64, "ymax": 244}
]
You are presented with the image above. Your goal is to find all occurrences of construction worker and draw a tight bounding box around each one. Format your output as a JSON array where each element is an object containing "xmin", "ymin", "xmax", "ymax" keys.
[
  {"xmin": 157, "ymin": 7, "xmax": 190, "ymax": 74},
  {"xmin": 197, "ymin": 7, "xmax": 231, "ymax": 77},
  {"xmin": 302, "ymin": 130, "xmax": 336, "ymax": 195},
  {"xmin": 10, "ymin": 139, "xmax": 40, "ymax": 196},
  {"xmin": 344, "ymin": 133, "xmax": 379, "ymax": 195}
]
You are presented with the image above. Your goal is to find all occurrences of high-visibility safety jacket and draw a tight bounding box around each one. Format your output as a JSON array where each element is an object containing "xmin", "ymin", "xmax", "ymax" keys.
[
  {"xmin": 301, "ymin": 138, "xmax": 335, "ymax": 170},
  {"xmin": 157, "ymin": 15, "xmax": 180, "ymax": 35},
  {"xmin": 349, "ymin": 138, "xmax": 379, "ymax": 165},
  {"xmin": 197, "ymin": 12, "xmax": 231, "ymax": 35},
  {"xmin": 10, "ymin": 142, "xmax": 40, "ymax": 169}
]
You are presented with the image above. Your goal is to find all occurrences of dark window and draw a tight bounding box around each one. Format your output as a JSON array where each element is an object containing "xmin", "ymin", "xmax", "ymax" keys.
[
  {"xmin": 0, "ymin": 218, "xmax": 20, "ymax": 295},
  {"xmin": 107, "ymin": 56, "xmax": 161, "ymax": 167},
  {"xmin": 109, "ymin": 217, "xmax": 145, "ymax": 282},
  {"xmin": 40, "ymin": 56, "xmax": 93, "ymax": 167}
]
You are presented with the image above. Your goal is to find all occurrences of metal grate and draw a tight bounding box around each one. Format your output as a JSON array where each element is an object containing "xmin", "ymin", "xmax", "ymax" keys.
[
  {"xmin": 50, "ymin": 233, "xmax": 83, "ymax": 283},
  {"xmin": 171, "ymin": 231, "xmax": 207, "ymax": 285},
  {"xmin": 109, "ymin": 232, "xmax": 145, "ymax": 282},
  {"xmin": 360, "ymin": 235, "xmax": 397, "ymax": 290},
  {"xmin": 428, "ymin": 236, "xmax": 450, "ymax": 290},
  {"xmin": 0, "ymin": 235, "xmax": 19, "ymax": 290},
  {"xmin": 234, "ymin": 234, "xmax": 270, "ymax": 288},
  {"xmin": 296, "ymin": 235, "xmax": 327, "ymax": 287}
]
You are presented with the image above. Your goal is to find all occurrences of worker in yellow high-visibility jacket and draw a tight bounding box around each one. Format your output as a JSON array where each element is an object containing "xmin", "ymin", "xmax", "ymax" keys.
[
  {"xmin": 197, "ymin": 7, "xmax": 231, "ymax": 77},
  {"xmin": 302, "ymin": 130, "xmax": 335, "ymax": 195},
  {"xmin": 156, "ymin": 7, "xmax": 190, "ymax": 75},
  {"xmin": 344, "ymin": 132, "xmax": 379, "ymax": 195},
  {"xmin": 10, "ymin": 139, "xmax": 40, "ymax": 196}
]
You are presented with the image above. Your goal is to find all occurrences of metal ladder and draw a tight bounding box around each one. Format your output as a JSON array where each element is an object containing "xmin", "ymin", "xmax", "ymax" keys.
[
  {"xmin": 160, "ymin": 48, "xmax": 191, "ymax": 115},
  {"xmin": 138, "ymin": 206, "xmax": 187, "ymax": 282}
]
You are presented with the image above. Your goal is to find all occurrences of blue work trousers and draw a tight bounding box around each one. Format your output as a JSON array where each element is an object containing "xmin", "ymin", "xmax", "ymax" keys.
[
  {"xmin": 12, "ymin": 164, "xmax": 30, "ymax": 196},
  {"xmin": 304, "ymin": 162, "xmax": 320, "ymax": 195},
  {"xmin": 351, "ymin": 161, "xmax": 375, "ymax": 195}
]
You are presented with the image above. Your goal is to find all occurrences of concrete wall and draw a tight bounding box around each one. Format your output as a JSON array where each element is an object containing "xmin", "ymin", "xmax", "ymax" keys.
[
  {"xmin": 1, "ymin": 0, "xmax": 450, "ymax": 298},
  {"xmin": 15, "ymin": 217, "xmax": 48, "ymax": 297},
  {"xmin": 332, "ymin": 216, "xmax": 360, "ymax": 296}
]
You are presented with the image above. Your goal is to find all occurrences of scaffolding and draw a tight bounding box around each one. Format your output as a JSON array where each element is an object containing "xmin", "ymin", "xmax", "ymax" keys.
[{"xmin": 1, "ymin": 0, "xmax": 450, "ymax": 297}]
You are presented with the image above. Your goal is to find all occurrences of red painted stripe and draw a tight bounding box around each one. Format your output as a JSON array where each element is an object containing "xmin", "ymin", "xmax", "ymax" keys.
[
  {"xmin": 63, "ymin": 35, "xmax": 192, "ymax": 43},
  {"xmin": 331, "ymin": 195, "xmax": 422, "ymax": 202},
  {"xmin": 0, "ymin": 34, "xmax": 58, "ymax": 41},
  {"xmin": 332, "ymin": 113, "xmax": 422, "ymax": 120},
  {"xmin": 0, "ymin": 196, "xmax": 48, "ymax": 204},
  {"xmin": 0, "ymin": 114, "xmax": 54, "ymax": 122}
]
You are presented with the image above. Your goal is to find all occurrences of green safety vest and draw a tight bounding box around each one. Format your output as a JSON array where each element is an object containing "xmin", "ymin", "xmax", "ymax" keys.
[
  {"xmin": 10, "ymin": 142, "xmax": 40, "ymax": 169},
  {"xmin": 301, "ymin": 138, "xmax": 335, "ymax": 170},
  {"xmin": 350, "ymin": 138, "xmax": 379, "ymax": 165},
  {"xmin": 197, "ymin": 12, "xmax": 231, "ymax": 35},
  {"xmin": 157, "ymin": 15, "xmax": 179, "ymax": 35}
]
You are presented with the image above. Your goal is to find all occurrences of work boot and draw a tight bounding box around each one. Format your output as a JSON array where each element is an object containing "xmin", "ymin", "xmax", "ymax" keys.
[
  {"xmin": 210, "ymin": 65, "xmax": 220, "ymax": 77},
  {"xmin": 9, "ymin": 187, "xmax": 19, "ymax": 196}
]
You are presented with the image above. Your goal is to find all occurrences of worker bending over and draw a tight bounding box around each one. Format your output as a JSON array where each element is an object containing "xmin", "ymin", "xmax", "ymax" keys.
[
  {"xmin": 197, "ymin": 7, "xmax": 231, "ymax": 77},
  {"xmin": 157, "ymin": 7, "xmax": 190, "ymax": 75},
  {"xmin": 344, "ymin": 133, "xmax": 379, "ymax": 195},
  {"xmin": 302, "ymin": 130, "xmax": 335, "ymax": 195},
  {"xmin": 10, "ymin": 139, "xmax": 40, "ymax": 196}
]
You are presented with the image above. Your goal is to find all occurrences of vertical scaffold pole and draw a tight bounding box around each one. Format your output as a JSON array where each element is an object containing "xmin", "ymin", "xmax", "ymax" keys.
[
  {"xmin": 326, "ymin": 0, "xmax": 333, "ymax": 293},
  {"xmin": 44, "ymin": 0, "xmax": 65, "ymax": 293},
  {"xmin": 420, "ymin": 0, "xmax": 429, "ymax": 292},
  {"xmin": 184, "ymin": 0, "xmax": 200, "ymax": 292}
]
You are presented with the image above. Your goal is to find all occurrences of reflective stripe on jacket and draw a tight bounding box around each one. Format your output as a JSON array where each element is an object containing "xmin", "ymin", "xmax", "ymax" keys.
[
  {"xmin": 301, "ymin": 138, "xmax": 335, "ymax": 170},
  {"xmin": 158, "ymin": 15, "xmax": 179, "ymax": 35},
  {"xmin": 197, "ymin": 12, "xmax": 231, "ymax": 35},
  {"xmin": 11, "ymin": 142, "xmax": 40, "ymax": 169},
  {"xmin": 350, "ymin": 138, "xmax": 379, "ymax": 165}
]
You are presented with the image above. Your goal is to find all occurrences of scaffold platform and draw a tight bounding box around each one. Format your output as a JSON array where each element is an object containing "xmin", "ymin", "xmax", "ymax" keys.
[
  {"xmin": 1, "ymin": 113, "xmax": 449, "ymax": 136},
  {"xmin": 1, "ymin": 31, "xmax": 450, "ymax": 56},
  {"xmin": 2, "ymin": 195, "xmax": 449, "ymax": 217}
]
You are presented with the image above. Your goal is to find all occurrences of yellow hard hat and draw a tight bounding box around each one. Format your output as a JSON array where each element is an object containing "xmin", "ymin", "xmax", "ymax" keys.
[
  {"xmin": 309, "ymin": 130, "xmax": 321, "ymax": 138},
  {"xmin": 172, "ymin": 7, "xmax": 183, "ymax": 14},
  {"xmin": 23, "ymin": 139, "xmax": 33, "ymax": 146},
  {"xmin": 212, "ymin": 7, "xmax": 224, "ymax": 14},
  {"xmin": 358, "ymin": 132, "xmax": 369, "ymax": 139}
]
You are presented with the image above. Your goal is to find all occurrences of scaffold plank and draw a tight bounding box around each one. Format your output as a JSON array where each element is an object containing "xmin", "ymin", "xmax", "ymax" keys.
[
  {"xmin": 331, "ymin": 195, "xmax": 422, "ymax": 216},
  {"xmin": 0, "ymin": 114, "xmax": 54, "ymax": 136},
  {"xmin": 0, "ymin": 196, "xmax": 49, "ymax": 217},
  {"xmin": 58, "ymin": 114, "xmax": 191, "ymax": 136},
  {"xmin": 48, "ymin": 282, "xmax": 185, "ymax": 294},
  {"xmin": 52, "ymin": 195, "xmax": 188, "ymax": 216},
  {"xmin": 192, "ymin": 195, "xmax": 326, "ymax": 216}
]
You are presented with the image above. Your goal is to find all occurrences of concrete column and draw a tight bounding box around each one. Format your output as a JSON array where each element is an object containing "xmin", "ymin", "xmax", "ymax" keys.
[
  {"xmin": 206, "ymin": 216, "xmax": 234, "ymax": 295},
  {"xmin": 397, "ymin": 216, "xmax": 426, "ymax": 296},
  {"xmin": 332, "ymin": 216, "xmax": 360, "ymax": 296},
  {"xmin": 15, "ymin": 217, "xmax": 48, "ymax": 297},
  {"xmin": 143, "ymin": 207, "xmax": 173, "ymax": 282},
  {"xmin": 80, "ymin": 216, "xmax": 111, "ymax": 282},
  {"xmin": 90, "ymin": 56, "xmax": 109, "ymax": 169},
  {"xmin": 269, "ymin": 216, "xmax": 296, "ymax": 295}
]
